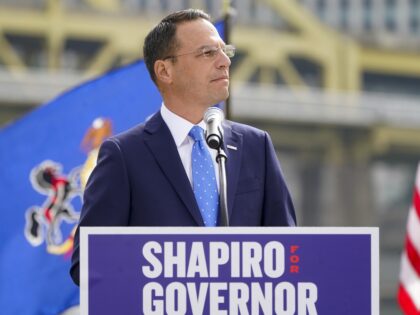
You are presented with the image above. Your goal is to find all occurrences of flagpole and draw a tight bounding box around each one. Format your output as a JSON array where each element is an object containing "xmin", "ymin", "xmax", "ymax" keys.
[{"xmin": 222, "ymin": 0, "xmax": 232, "ymax": 120}]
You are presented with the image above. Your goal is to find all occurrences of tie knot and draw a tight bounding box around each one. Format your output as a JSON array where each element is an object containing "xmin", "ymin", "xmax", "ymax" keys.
[{"xmin": 189, "ymin": 126, "xmax": 205, "ymax": 143}]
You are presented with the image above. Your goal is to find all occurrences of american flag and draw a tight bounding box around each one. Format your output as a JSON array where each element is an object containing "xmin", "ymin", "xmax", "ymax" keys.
[{"xmin": 398, "ymin": 163, "xmax": 420, "ymax": 314}]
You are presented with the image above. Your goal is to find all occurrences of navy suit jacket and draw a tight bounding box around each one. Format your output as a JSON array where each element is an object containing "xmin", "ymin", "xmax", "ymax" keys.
[{"xmin": 70, "ymin": 112, "xmax": 296, "ymax": 285}]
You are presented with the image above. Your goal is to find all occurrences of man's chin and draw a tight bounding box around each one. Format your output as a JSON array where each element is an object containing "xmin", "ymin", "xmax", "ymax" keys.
[{"xmin": 212, "ymin": 90, "xmax": 229, "ymax": 105}]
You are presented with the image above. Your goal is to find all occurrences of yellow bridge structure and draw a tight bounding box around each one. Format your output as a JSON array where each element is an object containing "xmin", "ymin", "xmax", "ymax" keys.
[{"xmin": 1, "ymin": 0, "xmax": 420, "ymax": 90}]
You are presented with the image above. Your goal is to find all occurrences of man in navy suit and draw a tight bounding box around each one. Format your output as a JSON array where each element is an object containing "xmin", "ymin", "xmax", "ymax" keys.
[{"xmin": 70, "ymin": 8, "xmax": 296, "ymax": 286}]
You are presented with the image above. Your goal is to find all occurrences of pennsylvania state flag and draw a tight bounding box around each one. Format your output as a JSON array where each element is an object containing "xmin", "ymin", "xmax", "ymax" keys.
[
  {"xmin": 0, "ymin": 21, "xmax": 225, "ymax": 314},
  {"xmin": 0, "ymin": 60, "xmax": 161, "ymax": 314}
]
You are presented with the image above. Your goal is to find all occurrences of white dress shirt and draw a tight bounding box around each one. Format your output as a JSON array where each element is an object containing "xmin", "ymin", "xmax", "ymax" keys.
[{"xmin": 160, "ymin": 104, "xmax": 220, "ymax": 190}]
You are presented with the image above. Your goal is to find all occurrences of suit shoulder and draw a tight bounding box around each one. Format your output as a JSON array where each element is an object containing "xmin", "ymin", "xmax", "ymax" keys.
[
  {"xmin": 113, "ymin": 123, "xmax": 146, "ymax": 143},
  {"xmin": 225, "ymin": 120, "xmax": 267, "ymax": 138},
  {"xmin": 100, "ymin": 123, "xmax": 145, "ymax": 152},
  {"xmin": 107, "ymin": 111, "xmax": 161, "ymax": 148}
]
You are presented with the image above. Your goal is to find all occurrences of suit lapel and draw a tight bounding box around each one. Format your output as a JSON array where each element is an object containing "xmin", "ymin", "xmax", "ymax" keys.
[
  {"xmin": 221, "ymin": 122, "xmax": 243, "ymax": 222},
  {"xmin": 143, "ymin": 113, "xmax": 204, "ymax": 226}
]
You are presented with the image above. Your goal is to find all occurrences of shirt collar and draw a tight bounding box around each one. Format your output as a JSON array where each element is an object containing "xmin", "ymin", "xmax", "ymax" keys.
[{"xmin": 160, "ymin": 103, "xmax": 206, "ymax": 147}]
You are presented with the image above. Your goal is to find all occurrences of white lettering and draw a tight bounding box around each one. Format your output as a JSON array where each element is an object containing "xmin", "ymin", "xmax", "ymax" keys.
[
  {"xmin": 242, "ymin": 242, "xmax": 263, "ymax": 277},
  {"xmin": 187, "ymin": 283, "xmax": 208, "ymax": 315},
  {"xmin": 210, "ymin": 282, "xmax": 228, "ymax": 315},
  {"xmin": 187, "ymin": 242, "xmax": 208, "ymax": 277},
  {"xmin": 229, "ymin": 282, "xmax": 249, "ymax": 315},
  {"xmin": 142, "ymin": 241, "xmax": 289, "ymax": 279},
  {"xmin": 164, "ymin": 242, "xmax": 186, "ymax": 277},
  {"xmin": 231, "ymin": 242, "xmax": 240, "ymax": 278},
  {"xmin": 298, "ymin": 283, "xmax": 318, "ymax": 315},
  {"xmin": 166, "ymin": 282, "xmax": 187, "ymax": 315},
  {"xmin": 209, "ymin": 242, "xmax": 229, "ymax": 277},
  {"xmin": 142, "ymin": 282, "xmax": 163, "ymax": 315},
  {"xmin": 142, "ymin": 241, "xmax": 162, "ymax": 278},
  {"xmin": 264, "ymin": 241, "xmax": 285, "ymax": 278},
  {"xmin": 274, "ymin": 282, "xmax": 295, "ymax": 315},
  {"xmin": 252, "ymin": 282, "xmax": 272, "ymax": 315},
  {"xmin": 142, "ymin": 281, "xmax": 318, "ymax": 315}
]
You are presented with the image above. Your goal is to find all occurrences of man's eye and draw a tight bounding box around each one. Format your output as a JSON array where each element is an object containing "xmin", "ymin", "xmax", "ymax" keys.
[{"xmin": 203, "ymin": 48, "xmax": 217, "ymax": 57}]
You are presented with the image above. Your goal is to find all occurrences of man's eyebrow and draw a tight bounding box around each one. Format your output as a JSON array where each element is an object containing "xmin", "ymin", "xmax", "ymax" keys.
[
  {"xmin": 197, "ymin": 44, "xmax": 214, "ymax": 49},
  {"xmin": 197, "ymin": 43, "xmax": 226, "ymax": 49}
]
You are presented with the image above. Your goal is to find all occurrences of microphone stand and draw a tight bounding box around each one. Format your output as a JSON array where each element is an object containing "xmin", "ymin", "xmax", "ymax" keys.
[
  {"xmin": 216, "ymin": 146, "xmax": 229, "ymax": 227},
  {"xmin": 204, "ymin": 107, "xmax": 229, "ymax": 226}
]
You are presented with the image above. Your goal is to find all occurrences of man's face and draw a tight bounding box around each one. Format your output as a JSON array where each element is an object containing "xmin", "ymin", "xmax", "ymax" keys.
[{"xmin": 169, "ymin": 18, "xmax": 231, "ymax": 109}]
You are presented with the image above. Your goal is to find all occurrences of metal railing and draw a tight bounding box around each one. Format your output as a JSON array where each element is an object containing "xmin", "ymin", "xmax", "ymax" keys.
[
  {"xmin": 232, "ymin": 82, "xmax": 420, "ymax": 128},
  {"xmin": 1, "ymin": 67, "xmax": 419, "ymax": 128}
]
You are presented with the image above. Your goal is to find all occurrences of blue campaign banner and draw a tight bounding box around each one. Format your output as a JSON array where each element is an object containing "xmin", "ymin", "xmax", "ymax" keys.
[{"xmin": 80, "ymin": 227, "xmax": 379, "ymax": 315}]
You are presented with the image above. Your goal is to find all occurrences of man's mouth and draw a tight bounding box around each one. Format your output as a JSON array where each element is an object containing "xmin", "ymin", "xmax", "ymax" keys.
[{"xmin": 211, "ymin": 75, "xmax": 229, "ymax": 82}]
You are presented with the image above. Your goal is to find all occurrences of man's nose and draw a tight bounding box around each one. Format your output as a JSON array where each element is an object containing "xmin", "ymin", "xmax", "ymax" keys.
[{"xmin": 216, "ymin": 49, "xmax": 231, "ymax": 68}]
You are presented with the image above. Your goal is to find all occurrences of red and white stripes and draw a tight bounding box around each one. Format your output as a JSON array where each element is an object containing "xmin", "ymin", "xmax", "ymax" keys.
[{"xmin": 398, "ymin": 163, "xmax": 420, "ymax": 314}]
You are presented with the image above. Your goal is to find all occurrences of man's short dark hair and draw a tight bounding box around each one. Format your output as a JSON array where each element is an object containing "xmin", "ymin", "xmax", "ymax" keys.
[{"xmin": 143, "ymin": 9, "xmax": 211, "ymax": 84}]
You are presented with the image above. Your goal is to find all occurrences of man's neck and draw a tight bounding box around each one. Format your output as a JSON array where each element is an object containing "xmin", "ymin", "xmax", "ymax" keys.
[{"xmin": 163, "ymin": 98, "xmax": 207, "ymax": 125}]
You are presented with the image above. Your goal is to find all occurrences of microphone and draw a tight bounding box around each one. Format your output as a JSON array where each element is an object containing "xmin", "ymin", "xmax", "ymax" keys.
[{"xmin": 204, "ymin": 107, "xmax": 224, "ymax": 150}]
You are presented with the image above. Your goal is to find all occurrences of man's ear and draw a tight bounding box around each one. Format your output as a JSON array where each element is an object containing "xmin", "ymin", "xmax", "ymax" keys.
[{"xmin": 154, "ymin": 60, "xmax": 173, "ymax": 85}]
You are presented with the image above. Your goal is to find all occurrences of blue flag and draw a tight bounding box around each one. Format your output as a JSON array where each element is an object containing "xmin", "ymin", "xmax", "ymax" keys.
[
  {"xmin": 0, "ymin": 60, "xmax": 161, "ymax": 314},
  {"xmin": 0, "ymin": 20, "xmax": 225, "ymax": 314}
]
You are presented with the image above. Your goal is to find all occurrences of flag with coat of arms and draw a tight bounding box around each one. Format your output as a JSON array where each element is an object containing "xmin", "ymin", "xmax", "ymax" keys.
[{"xmin": 0, "ymin": 59, "xmax": 161, "ymax": 314}]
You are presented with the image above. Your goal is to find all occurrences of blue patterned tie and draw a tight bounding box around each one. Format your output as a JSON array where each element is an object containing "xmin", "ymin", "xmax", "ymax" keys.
[{"xmin": 189, "ymin": 126, "xmax": 219, "ymax": 226}]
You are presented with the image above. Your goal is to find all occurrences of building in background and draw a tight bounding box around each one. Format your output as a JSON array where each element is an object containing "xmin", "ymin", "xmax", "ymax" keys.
[{"xmin": 1, "ymin": 1, "xmax": 420, "ymax": 314}]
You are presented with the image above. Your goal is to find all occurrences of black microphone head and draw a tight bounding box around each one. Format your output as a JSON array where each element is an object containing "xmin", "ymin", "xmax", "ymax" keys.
[{"xmin": 207, "ymin": 134, "xmax": 221, "ymax": 149}]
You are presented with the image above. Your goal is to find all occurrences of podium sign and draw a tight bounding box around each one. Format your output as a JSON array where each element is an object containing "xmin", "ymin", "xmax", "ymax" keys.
[{"xmin": 80, "ymin": 227, "xmax": 379, "ymax": 315}]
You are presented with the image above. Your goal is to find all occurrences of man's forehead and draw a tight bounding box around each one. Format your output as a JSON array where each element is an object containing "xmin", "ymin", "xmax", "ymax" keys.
[{"xmin": 176, "ymin": 19, "xmax": 222, "ymax": 47}]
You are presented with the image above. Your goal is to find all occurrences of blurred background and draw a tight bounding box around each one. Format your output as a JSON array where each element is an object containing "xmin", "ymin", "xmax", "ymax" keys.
[{"xmin": 1, "ymin": 0, "xmax": 419, "ymax": 314}]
